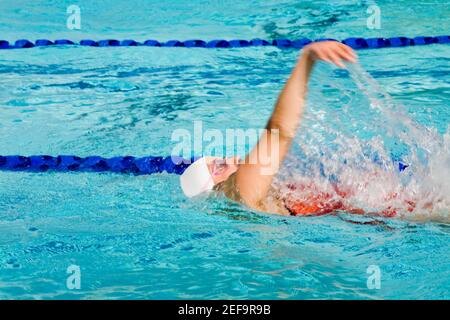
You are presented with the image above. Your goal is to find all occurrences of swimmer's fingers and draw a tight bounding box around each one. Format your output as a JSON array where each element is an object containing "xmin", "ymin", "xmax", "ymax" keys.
[
  {"xmin": 327, "ymin": 44, "xmax": 357, "ymax": 68},
  {"xmin": 326, "ymin": 51, "xmax": 346, "ymax": 68},
  {"xmin": 317, "ymin": 48, "xmax": 345, "ymax": 68},
  {"xmin": 337, "ymin": 43, "xmax": 358, "ymax": 63},
  {"xmin": 314, "ymin": 50, "xmax": 334, "ymax": 65},
  {"xmin": 303, "ymin": 41, "xmax": 356, "ymax": 68}
]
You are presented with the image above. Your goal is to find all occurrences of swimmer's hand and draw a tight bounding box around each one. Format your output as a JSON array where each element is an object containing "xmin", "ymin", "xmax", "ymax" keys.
[{"xmin": 303, "ymin": 41, "xmax": 357, "ymax": 68}]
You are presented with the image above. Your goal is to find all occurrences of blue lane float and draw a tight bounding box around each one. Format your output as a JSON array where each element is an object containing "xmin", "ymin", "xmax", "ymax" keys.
[
  {"xmin": 0, "ymin": 36, "xmax": 448, "ymax": 50},
  {"xmin": 0, "ymin": 155, "xmax": 409, "ymax": 175},
  {"xmin": 0, "ymin": 155, "xmax": 192, "ymax": 175}
]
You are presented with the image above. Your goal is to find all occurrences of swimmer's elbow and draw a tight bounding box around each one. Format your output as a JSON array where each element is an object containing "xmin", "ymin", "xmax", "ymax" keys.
[{"xmin": 267, "ymin": 117, "xmax": 296, "ymax": 140}]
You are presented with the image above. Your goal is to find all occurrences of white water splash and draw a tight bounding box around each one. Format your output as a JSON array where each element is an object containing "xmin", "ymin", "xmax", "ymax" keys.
[{"xmin": 277, "ymin": 63, "xmax": 450, "ymax": 221}]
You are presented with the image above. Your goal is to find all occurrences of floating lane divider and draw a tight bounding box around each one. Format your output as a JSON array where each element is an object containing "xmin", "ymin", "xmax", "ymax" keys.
[
  {"xmin": 0, "ymin": 155, "xmax": 192, "ymax": 175},
  {"xmin": 0, "ymin": 155, "xmax": 409, "ymax": 175},
  {"xmin": 0, "ymin": 36, "xmax": 449, "ymax": 50}
]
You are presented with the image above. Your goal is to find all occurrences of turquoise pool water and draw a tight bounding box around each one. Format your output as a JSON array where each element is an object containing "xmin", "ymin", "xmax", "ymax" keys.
[{"xmin": 0, "ymin": 0, "xmax": 449, "ymax": 299}]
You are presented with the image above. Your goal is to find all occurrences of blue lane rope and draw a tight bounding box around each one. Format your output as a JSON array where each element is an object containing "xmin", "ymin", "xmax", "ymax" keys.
[
  {"xmin": 0, "ymin": 155, "xmax": 192, "ymax": 175},
  {"xmin": 0, "ymin": 36, "xmax": 449, "ymax": 50},
  {"xmin": 0, "ymin": 155, "xmax": 409, "ymax": 175}
]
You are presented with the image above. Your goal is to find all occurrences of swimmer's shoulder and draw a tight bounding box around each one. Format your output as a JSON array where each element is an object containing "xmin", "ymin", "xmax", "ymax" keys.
[{"xmin": 215, "ymin": 173, "xmax": 289, "ymax": 215}]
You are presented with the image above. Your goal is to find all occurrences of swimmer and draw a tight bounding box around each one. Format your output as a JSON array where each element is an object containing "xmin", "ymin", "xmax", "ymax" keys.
[{"xmin": 180, "ymin": 41, "xmax": 404, "ymax": 216}]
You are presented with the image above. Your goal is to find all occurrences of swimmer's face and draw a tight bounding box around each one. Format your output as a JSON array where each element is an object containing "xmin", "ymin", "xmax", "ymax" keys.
[{"xmin": 206, "ymin": 156, "xmax": 240, "ymax": 185}]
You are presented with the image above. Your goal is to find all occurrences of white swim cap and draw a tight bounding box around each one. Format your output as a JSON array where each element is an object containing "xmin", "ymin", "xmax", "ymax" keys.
[{"xmin": 179, "ymin": 157, "xmax": 214, "ymax": 197}]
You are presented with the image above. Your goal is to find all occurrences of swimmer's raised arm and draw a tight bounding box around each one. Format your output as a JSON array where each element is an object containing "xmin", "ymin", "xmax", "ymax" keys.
[{"xmin": 232, "ymin": 41, "xmax": 357, "ymax": 208}]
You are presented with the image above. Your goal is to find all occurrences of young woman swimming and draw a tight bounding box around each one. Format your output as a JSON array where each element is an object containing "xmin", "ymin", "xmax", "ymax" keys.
[{"xmin": 179, "ymin": 41, "xmax": 407, "ymax": 216}]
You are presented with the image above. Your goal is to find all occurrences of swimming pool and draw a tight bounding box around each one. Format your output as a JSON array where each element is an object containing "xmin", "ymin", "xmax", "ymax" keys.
[{"xmin": 0, "ymin": 0, "xmax": 449, "ymax": 299}]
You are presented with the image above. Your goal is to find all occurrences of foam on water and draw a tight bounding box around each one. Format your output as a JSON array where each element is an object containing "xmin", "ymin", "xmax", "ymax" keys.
[{"xmin": 276, "ymin": 63, "xmax": 450, "ymax": 221}]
